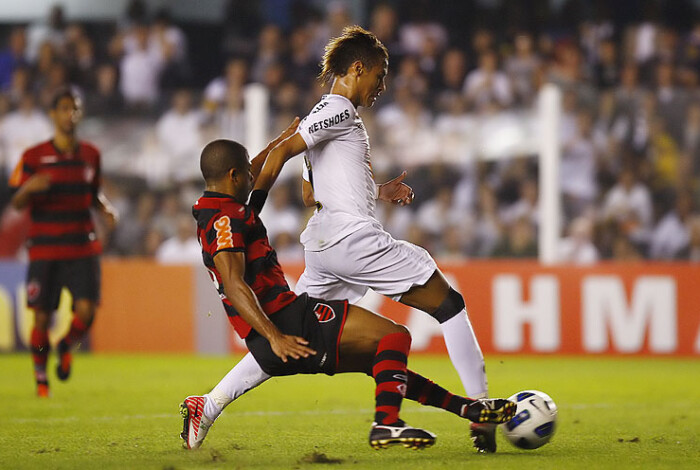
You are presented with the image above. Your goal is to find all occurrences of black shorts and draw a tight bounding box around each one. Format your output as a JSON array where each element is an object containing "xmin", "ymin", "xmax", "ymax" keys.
[
  {"xmin": 26, "ymin": 256, "xmax": 101, "ymax": 311},
  {"xmin": 245, "ymin": 293, "xmax": 349, "ymax": 377}
]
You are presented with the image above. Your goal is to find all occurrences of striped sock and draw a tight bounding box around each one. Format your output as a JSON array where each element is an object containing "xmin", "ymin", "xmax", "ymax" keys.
[
  {"xmin": 405, "ymin": 370, "xmax": 475, "ymax": 418},
  {"xmin": 30, "ymin": 328, "xmax": 49, "ymax": 382},
  {"xmin": 372, "ymin": 332, "xmax": 411, "ymax": 426}
]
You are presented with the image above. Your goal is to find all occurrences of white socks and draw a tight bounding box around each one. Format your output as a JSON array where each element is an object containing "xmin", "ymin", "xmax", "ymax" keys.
[
  {"xmin": 440, "ymin": 310, "xmax": 488, "ymax": 398},
  {"xmin": 203, "ymin": 352, "xmax": 271, "ymax": 421}
]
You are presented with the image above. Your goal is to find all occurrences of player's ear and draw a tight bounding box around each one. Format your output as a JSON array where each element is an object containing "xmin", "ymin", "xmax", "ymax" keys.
[
  {"xmin": 352, "ymin": 60, "xmax": 363, "ymax": 76},
  {"xmin": 228, "ymin": 168, "xmax": 237, "ymax": 181}
]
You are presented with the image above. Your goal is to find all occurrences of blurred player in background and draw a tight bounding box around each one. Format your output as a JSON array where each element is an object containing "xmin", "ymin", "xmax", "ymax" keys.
[
  {"xmin": 9, "ymin": 87, "xmax": 117, "ymax": 397},
  {"xmin": 180, "ymin": 134, "xmax": 515, "ymax": 450},
  {"xmin": 198, "ymin": 26, "xmax": 502, "ymax": 453}
]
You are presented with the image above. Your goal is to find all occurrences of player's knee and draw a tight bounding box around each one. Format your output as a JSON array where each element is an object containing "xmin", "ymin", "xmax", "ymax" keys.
[
  {"xmin": 391, "ymin": 323, "xmax": 410, "ymax": 338},
  {"xmin": 430, "ymin": 287, "xmax": 465, "ymax": 324}
]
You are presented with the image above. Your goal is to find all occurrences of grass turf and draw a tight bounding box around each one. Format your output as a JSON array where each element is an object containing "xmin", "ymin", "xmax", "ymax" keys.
[{"xmin": 1, "ymin": 353, "xmax": 699, "ymax": 469}]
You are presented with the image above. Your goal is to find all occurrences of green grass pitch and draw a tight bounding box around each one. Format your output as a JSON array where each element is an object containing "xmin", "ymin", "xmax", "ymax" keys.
[{"xmin": 2, "ymin": 353, "xmax": 699, "ymax": 469}]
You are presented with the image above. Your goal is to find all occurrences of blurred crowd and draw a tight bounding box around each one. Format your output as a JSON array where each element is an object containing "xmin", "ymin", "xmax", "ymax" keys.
[{"xmin": 1, "ymin": 0, "xmax": 700, "ymax": 264}]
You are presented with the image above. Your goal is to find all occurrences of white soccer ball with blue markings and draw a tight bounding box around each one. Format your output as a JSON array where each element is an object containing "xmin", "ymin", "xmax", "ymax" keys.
[{"xmin": 500, "ymin": 390, "xmax": 557, "ymax": 449}]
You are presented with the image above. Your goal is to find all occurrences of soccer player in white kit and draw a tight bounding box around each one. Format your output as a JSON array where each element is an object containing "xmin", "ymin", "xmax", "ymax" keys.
[{"xmin": 196, "ymin": 26, "xmax": 499, "ymax": 453}]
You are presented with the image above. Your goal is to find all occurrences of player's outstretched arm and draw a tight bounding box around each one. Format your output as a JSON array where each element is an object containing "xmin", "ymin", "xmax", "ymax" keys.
[
  {"xmin": 93, "ymin": 192, "xmax": 119, "ymax": 231},
  {"xmin": 254, "ymin": 132, "xmax": 308, "ymax": 193},
  {"xmin": 250, "ymin": 117, "xmax": 300, "ymax": 182},
  {"xmin": 213, "ymin": 250, "xmax": 316, "ymax": 362}
]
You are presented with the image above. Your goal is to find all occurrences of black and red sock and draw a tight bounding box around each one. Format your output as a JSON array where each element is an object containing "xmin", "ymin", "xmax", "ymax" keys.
[
  {"xmin": 30, "ymin": 327, "xmax": 49, "ymax": 383},
  {"xmin": 372, "ymin": 332, "xmax": 411, "ymax": 426},
  {"xmin": 61, "ymin": 316, "xmax": 90, "ymax": 348},
  {"xmin": 405, "ymin": 370, "xmax": 476, "ymax": 418}
]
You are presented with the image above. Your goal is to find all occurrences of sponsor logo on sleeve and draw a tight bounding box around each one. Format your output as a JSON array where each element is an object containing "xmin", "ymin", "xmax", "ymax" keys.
[
  {"xmin": 307, "ymin": 109, "xmax": 351, "ymax": 134},
  {"xmin": 214, "ymin": 216, "xmax": 234, "ymax": 250}
]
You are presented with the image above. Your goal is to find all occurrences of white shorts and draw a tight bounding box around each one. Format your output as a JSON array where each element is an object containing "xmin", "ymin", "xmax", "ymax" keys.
[{"xmin": 294, "ymin": 224, "xmax": 437, "ymax": 303}]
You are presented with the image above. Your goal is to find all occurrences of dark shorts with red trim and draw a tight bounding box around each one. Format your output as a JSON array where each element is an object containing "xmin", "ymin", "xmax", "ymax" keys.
[
  {"xmin": 26, "ymin": 256, "xmax": 101, "ymax": 311},
  {"xmin": 245, "ymin": 293, "xmax": 349, "ymax": 377}
]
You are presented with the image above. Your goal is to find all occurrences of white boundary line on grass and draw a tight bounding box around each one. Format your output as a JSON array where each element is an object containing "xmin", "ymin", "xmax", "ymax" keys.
[{"xmin": 9, "ymin": 403, "xmax": 614, "ymax": 424}]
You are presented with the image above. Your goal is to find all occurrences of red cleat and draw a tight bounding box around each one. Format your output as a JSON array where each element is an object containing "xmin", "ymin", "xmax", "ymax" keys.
[
  {"xmin": 37, "ymin": 382, "xmax": 50, "ymax": 398},
  {"xmin": 179, "ymin": 396, "xmax": 213, "ymax": 449}
]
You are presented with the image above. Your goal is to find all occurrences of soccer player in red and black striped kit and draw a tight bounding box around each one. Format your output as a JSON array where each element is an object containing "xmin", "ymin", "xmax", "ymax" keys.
[
  {"xmin": 179, "ymin": 125, "xmax": 515, "ymax": 450},
  {"xmin": 9, "ymin": 88, "xmax": 117, "ymax": 397}
]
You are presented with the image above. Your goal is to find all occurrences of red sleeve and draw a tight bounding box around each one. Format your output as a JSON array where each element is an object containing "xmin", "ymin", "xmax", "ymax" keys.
[
  {"xmin": 211, "ymin": 212, "xmax": 246, "ymax": 256},
  {"xmin": 8, "ymin": 150, "xmax": 34, "ymax": 188}
]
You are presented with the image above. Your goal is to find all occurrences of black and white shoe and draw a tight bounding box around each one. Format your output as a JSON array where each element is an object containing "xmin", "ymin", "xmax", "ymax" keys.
[
  {"xmin": 466, "ymin": 398, "xmax": 516, "ymax": 424},
  {"xmin": 470, "ymin": 422, "xmax": 498, "ymax": 453},
  {"xmin": 369, "ymin": 421, "xmax": 436, "ymax": 450}
]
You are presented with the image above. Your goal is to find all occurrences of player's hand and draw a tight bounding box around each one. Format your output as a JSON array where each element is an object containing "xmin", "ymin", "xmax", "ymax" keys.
[
  {"xmin": 268, "ymin": 332, "xmax": 316, "ymax": 363},
  {"xmin": 378, "ymin": 171, "xmax": 415, "ymax": 206},
  {"xmin": 102, "ymin": 207, "xmax": 119, "ymax": 232},
  {"xmin": 277, "ymin": 116, "xmax": 300, "ymax": 142},
  {"xmin": 23, "ymin": 173, "xmax": 52, "ymax": 193}
]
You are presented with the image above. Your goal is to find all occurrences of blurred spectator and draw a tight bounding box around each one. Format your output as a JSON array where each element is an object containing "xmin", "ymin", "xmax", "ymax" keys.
[
  {"xmin": 25, "ymin": 4, "xmax": 66, "ymax": 63},
  {"xmin": 259, "ymin": 182, "xmax": 301, "ymax": 245},
  {"xmin": 369, "ymin": 3, "xmax": 401, "ymax": 58},
  {"xmin": 649, "ymin": 191, "xmax": 693, "ymax": 259},
  {"xmin": 0, "ymin": 27, "xmax": 28, "ymax": 90},
  {"xmin": 505, "ymin": 32, "xmax": 541, "ymax": 106},
  {"xmin": 211, "ymin": 83, "xmax": 245, "ymax": 141},
  {"xmin": 433, "ymin": 48, "xmax": 467, "ymax": 113},
  {"xmin": 151, "ymin": 191, "xmax": 183, "ymax": 240},
  {"xmin": 155, "ymin": 89, "xmax": 203, "ymax": 183},
  {"xmin": 86, "ymin": 63, "xmax": 124, "ymax": 116},
  {"xmin": 682, "ymin": 216, "xmax": 700, "ymax": 262},
  {"xmin": 250, "ymin": 24, "xmax": 284, "ymax": 84},
  {"xmin": 654, "ymin": 61, "xmax": 687, "ymax": 144},
  {"xmin": 0, "ymin": 93, "xmax": 52, "ymax": 175},
  {"xmin": 558, "ymin": 216, "xmax": 599, "ymax": 264},
  {"xmin": 151, "ymin": 9, "xmax": 190, "ymax": 89},
  {"xmin": 111, "ymin": 192, "xmax": 156, "ymax": 256},
  {"xmin": 473, "ymin": 184, "xmax": 502, "ymax": 257},
  {"xmin": 116, "ymin": 23, "xmax": 164, "ymax": 110},
  {"xmin": 155, "ymin": 214, "xmax": 201, "ymax": 264},
  {"xmin": 463, "ymin": 50, "xmax": 512, "ymax": 112},
  {"xmin": 560, "ymin": 110, "xmax": 598, "ymax": 220},
  {"xmin": 203, "ymin": 58, "xmax": 249, "ymax": 114},
  {"xmin": 601, "ymin": 166, "xmax": 653, "ymax": 249},
  {"xmin": 593, "ymin": 39, "xmax": 620, "ymax": 90},
  {"xmin": 492, "ymin": 216, "xmax": 537, "ymax": 259}
]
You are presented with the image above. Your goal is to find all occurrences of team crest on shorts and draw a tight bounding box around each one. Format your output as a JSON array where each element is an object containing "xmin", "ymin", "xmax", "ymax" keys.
[
  {"xmin": 313, "ymin": 303, "xmax": 336, "ymax": 323},
  {"xmin": 27, "ymin": 280, "xmax": 41, "ymax": 302}
]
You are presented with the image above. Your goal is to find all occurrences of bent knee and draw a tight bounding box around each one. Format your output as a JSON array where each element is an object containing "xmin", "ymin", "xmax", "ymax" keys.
[{"xmin": 391, "ymin": 323, "xmax": 410, "ymax": 337}]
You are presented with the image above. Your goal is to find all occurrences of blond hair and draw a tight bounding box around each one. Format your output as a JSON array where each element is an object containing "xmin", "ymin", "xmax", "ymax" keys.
[{"xmin": 319, "ymin": 25, "xmax": 388, "ymax": 83}]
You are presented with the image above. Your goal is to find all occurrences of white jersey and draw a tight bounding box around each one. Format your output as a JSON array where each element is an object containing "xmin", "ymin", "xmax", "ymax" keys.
[{"xmin": 298, "ymin": 94, "xmax": 379, "ymax": 251}]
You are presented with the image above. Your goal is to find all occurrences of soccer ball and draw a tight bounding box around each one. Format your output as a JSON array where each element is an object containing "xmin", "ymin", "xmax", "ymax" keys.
[{"xmin": 500, "ymin": 390, "xmax": 558, "ymax": 449}]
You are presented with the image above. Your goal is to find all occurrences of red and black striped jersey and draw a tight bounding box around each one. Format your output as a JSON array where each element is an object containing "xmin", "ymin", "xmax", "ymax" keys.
[
  {"xmin": 9, "ymin": 140, "xmax": 101, "ymax": 261},
  {"xmin": 192, "ymin": 191, "xmax": 297, "ymax": 339}
]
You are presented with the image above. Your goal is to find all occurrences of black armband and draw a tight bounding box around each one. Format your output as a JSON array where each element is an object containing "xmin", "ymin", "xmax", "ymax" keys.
[
  {"xmin": 249, "ymin": 189, "xmax": 269, "ymax": 213},
  {"xmin": 431, "ymin": 287, "xmax": 465, "ymax": 324}
]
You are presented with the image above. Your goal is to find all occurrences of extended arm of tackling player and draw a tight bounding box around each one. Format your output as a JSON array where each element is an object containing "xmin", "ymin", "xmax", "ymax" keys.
[
  {"xmin": 213, "ymin": 250, "xmax": 316, "ymax": 362},
  {"xmin": 250, "ymin": 117, "xmax": 300, "ymax": 182},
  {"xmin": 254, "ymin": 132, "xmax": 308, "ymax": 193}
]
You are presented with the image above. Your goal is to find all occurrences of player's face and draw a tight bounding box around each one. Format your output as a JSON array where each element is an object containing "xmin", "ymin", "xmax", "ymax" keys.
[
  {"xmin": 51, "ymin": 96, "xmax": 82, "ymax": 135},
  {"xmin": 359, "ymin": 59, "xmax": 388, "ymax": 108}
]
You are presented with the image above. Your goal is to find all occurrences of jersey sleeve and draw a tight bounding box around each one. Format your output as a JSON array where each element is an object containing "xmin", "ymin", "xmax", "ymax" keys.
[
  {"xmin": 298, "ymin": 99, "xmax": 355, "ymax": 149},
  {"xmin": 8, "ymin": 151, "xmax": 34, "ymax": 188},
  {"xmin": 210, "ymin": 211, "xmax": 246, "ymax": 256}
]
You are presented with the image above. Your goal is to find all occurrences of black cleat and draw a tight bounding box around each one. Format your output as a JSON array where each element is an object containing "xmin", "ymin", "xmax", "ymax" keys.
[
  {"xmin": 470, "ymin": 422, "xmax": 498, "ymax": 453},
  {"xmin": 56, "ymin": 340, "xmax": 71, "ymax": 381},
  {"xmin": 369, "ymin": 421, "xmax": 436, "ymax": 450},
  {"xmin": 466, "ymin": 398, "xmax": 516, "ymax": 424}
]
